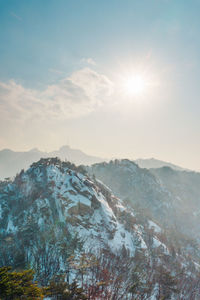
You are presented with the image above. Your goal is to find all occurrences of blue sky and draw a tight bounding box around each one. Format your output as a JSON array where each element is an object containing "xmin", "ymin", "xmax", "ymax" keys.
[
  {"xmin": 1, "ymin": 0, "xmax": 200, "ymax": 86},
  {"xmin": 0, "ymin": 0, "xmax": 200, "ymax": 170}
]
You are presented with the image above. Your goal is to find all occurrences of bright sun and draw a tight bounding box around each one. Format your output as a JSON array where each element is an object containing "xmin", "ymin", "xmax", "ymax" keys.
[{"xmin": 123, "ymin": 75, "xmax": 147, "ymax": 96}]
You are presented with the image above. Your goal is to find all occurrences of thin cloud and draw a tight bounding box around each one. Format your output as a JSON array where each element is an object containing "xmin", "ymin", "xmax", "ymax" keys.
[
  {"xmin": 81, "ymin": 58, "xmax": 96, "ymax": 66},
  {"xmin": 0, "ymin": 68, "xmax": 113, "ymax": 124},
  {"xmin": 10, "ymin": 11, "xmax": 22, "ymax": 21}
]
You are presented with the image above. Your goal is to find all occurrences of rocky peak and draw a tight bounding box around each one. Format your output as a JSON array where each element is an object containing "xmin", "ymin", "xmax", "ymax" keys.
[{"xmin": 0, "ymin": 159, "xmax": 200, "ymax": 298}]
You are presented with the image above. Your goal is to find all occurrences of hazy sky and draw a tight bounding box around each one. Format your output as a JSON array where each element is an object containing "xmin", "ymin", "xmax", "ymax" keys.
[{"xmin": 0, "ymin": 0, "xmax": 200, "ymax": 170}]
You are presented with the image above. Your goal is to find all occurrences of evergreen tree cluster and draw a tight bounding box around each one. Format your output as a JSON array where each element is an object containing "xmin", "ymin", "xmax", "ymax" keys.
[
  {"xmin": 0, "ymin": 267, "xmax": 87, "ymax": 300},
  {"xmin": 0, "ymin": 267, "xmax": 42, "ymax": 299}
]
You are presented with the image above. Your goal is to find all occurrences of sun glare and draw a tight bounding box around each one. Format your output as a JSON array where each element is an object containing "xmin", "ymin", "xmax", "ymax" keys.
[{"xmin": 123, "ymin": 75, "xmax": 147, "ymax": 96}]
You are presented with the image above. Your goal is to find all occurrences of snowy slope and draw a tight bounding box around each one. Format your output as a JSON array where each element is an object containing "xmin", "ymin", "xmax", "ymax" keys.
[
  {"xmin": 0, "ymin": 158, "xmax": 200, "ymax": 298},
  {"xmin": 89, "ymin": 159, "xmax": 176, "ymax": 226}
]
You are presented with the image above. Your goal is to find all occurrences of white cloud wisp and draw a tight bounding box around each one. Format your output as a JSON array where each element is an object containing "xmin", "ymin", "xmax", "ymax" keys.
[{"xmin": 0, "ymin": 68, "xmax": 113, "ymax": 124}]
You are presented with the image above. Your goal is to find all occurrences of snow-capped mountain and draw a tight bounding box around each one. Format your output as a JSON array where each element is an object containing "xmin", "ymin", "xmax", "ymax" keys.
[{"xmin": 0, "ymin": 158, "xmax": 200, "ymax": 298}]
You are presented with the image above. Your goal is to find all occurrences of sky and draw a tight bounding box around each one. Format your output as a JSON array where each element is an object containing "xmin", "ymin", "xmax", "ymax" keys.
[{"xmin": 0, "ymin": 0, "xmax": 200, "ymax": 170}]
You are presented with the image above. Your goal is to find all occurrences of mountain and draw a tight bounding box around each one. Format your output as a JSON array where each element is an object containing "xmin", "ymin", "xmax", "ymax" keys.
[
  {"xmin": 135, "ymin": 158, "xmax": 186, "ymax": 171},
  {"xmin": 89, "ymin": 159, "xmax": 200, "ymax": 240},
  {"xmin": 89, "ymin": 159, "xmax": 176, "ymax": 227},
  {"xmin": 0, "ymin": 158, "xmax": 200, "ymax": 298},
  {"xmin": 0, "ymin": 145, "xmax": 190, "ymax": 181},
  {"xmin": 150, "ymin": 166, "xmax": 200, "ymax": 238},
  {"xmin": 50, "ymin": 145, "xmax": 105, "ymax": 165},
  {"xmin": 0, "ymin": 145, "xmax": 104, "ymax": 180},
  {"xmin": 0, "ymin": 148, "xmax": 43, "ymax": 180}
]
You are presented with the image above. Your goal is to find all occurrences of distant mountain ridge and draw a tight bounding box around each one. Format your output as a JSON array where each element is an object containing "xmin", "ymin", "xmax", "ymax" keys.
[
  {"xmin": 0, "ymin": 145, "xmax": 192, "ymax": 180},
  {"xmin": 135, "ymin": 158, "xmax": 187, "ymax": 171},
  {"xmin": 0, "ymin": 145, "xmax": 105, "ymax": 180}
]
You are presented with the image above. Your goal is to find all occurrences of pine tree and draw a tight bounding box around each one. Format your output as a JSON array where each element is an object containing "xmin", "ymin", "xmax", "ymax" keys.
[{"xmin": 0, "ymin": 266, "xmax": 43, "ymax": 299}]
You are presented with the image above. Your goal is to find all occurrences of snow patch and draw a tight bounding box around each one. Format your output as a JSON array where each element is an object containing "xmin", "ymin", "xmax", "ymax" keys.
[
  {"xmin": 153, "ymin": 237, "xmax": 169, "ymax": 255},
  {"xmin": 148, "ymin": 220, "xmax": 161, "ymax": 233}
]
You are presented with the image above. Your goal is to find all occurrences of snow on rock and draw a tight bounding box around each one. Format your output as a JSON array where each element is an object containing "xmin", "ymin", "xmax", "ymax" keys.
[
  {"xmin": 148, "ymin": 220, "xmax": 161, "ymax": 233},
  {"xmin": 153, "ymin": 237, "xmax": 169, "ymax": 255},
  {"xmin": 0, "ymin": 159, "xmax": 155, "ymax": 258},
  {"xmin": 0, "ymin": 158, "xmax": 185, "ymax": 262},
  {"xmin": 1, "ymin": 158, "xmax": 200, "ymax": 299}
]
